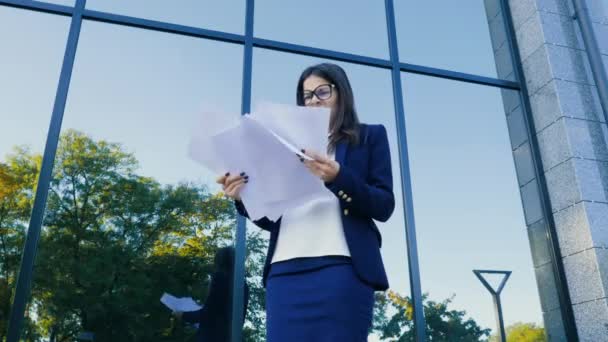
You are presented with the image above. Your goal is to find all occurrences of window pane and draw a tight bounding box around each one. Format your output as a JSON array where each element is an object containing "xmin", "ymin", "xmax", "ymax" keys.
[
  {"xmin": 0, "ymin": 7, "xmax": 68, "ymax": 339},
  {"xmin": 247, "ymin": 49, "xmax": 411, "ymax": 340},
  {"xmin": 591, "ymin": 0, "xmax": 608, "ymax": 24},
  {"xmin": 395, "ymin": 0, "xmax": 515, "ymax": 80},
  {"xmin": 254, "ymin": 1, "xmax": 389, "ymax": 59},
  {"xmin": 27, "ymin": 21, "xmax": 243, "ymax": 340},
  {"xmin": 590, "ymin": 0, "xmax": 608, "ymax": 56},
  {"xmin": 403, "ymin": 73, "xmax": 544, "ymax": 339},
  {"xmin": 86, "ymin": 0, "xmax": 245, "ymax": 34}
]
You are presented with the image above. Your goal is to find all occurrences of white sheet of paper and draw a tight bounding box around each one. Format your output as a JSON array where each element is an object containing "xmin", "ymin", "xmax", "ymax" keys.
[
  {"xmin": 267, "ymin": 129, "xmax": 314, "ymax": 161},
  {"xmin": 160, "ymin": 293, "xmax": 202, "ymax": 312},
  {"xmin": 187, "ymin": 108, "xmax": 240, "ymax": 175},
  {"xmin": 188, "ymin": 102, "xmax": 333, "ymax": 221},
  {"xmin": 252, "ymin": 101, "xmax": 329, "ymax": 157},
  {"xmin": 210, "ymin": 115, "xmax": 327, "ymax": 220}
]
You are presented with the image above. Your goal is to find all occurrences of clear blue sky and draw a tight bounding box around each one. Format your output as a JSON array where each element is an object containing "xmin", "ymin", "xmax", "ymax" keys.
[{"xmin": 0, "ymin": 0, "xmax": 547, "ymax": 334}]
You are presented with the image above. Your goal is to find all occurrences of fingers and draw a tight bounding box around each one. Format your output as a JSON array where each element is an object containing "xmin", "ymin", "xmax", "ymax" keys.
[
  {"xmin": 225, "ymin": 181, "xmax": 246, "ymax": 200},
  {"xmin": 304, "ymin": 160, "xmax": 331, "ymax": 179},
  {"xmin": 217, "ymin": 172, "xmax": 249, "ymax": 200},
  {"xmin": 216, "ymin": 171, "xmax": 236, "ymax": 184},
  {"xmin": 225, "ymin": 178, "xmax": 245, "ymax": 193},
  {"xmin": 303, "ymin": 159, "xmax": 332, "ymax": 173},
  {"xmin": 216, "ymin": 173, "xmax": 227, "ymax": 184},
  {"xmin": 226, "ymin": 172, "xmax": 245, "ymax": 184},
  {"xmin": 218, "ymin": 172, "xmax": 248, "ymax": 187},
  {"xmin": 302, "ymin": 149, "xmax": 331, "ymax": 164},
  {"xmin": 302, "ymin": 152, "xmax": 339, "ymax": 182}
]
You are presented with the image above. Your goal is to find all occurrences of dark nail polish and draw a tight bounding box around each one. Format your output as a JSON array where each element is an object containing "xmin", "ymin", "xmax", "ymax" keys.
[
  {"xmin": 240, "ymin": 172, "xmax": 245, "ymax": 176},
  {"xmin": 225, "ymin": 172, "xmax": 230, "ymax": 176},
  {"xmin": 244, "ymin": 175, "xmax": 249, "ymax": 179},
  {"xmin": 299, "ymin": 158, "xmax": 304, "ymax": 162},
  {"xmin": 301, "ymin": 149, "xmax": 305, "ymax": 153},
  {"xmin": 244, "ymin": 180, "xmax": 249, "ymax": 183}
]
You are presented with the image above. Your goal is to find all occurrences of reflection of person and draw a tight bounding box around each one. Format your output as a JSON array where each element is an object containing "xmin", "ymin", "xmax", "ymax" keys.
[
  {"xmin": 173, "ymin": 246, "xmax": 249, "ymax": 342},
  {"xmin": 217, "ymin": 63, "xmax": 395, "ymax": 341}
]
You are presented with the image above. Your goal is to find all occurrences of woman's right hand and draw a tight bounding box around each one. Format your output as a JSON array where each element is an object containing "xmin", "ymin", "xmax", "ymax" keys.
[{"xmin": 216, "ymin": 172, "xmax": 248, "ymax": 201}]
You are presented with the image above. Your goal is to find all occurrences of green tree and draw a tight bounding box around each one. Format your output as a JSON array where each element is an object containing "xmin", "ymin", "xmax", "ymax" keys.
[
  {"xmin": 489, "ymin": 322, "xmax": 546, "ymax": 342},
  {"xmin": 242, "ymin": 229, "xmax": 269, "ymax": 342},
  {"xmin": 0, "ymin": 131, "xmax": 271, "ymax": 341},
  {"xmin": 26, "ymin": 130, "xmax": 237, "ymax": 341},
  {"xmin": 372, "ymin": 291, "xmax": 491, "ymax": 341},
  {"xmin": 0, "ymin": 147, "xmax": 41, "ymax": 341}
]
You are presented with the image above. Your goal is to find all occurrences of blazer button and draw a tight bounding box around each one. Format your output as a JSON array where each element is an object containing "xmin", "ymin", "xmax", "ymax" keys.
[
  {"xmin": 346, "ymin": 197, "xmax": 352, "ymax": 202},
  {"xmin": 343, "ymin": 209, "xmax": 349, "ymax": 216},
  {"xmin": 341, "ymin": 194, "xmax": 348, "ymax": 199},
  {"xmin": 338, "ymin": 190, "xmax": 344, "ymax": 196}
]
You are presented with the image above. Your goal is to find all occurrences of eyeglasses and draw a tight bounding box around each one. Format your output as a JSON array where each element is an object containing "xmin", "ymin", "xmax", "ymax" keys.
[{"xmin": 303, "ymin": 84, "xmax": 335, "ymax": 105}]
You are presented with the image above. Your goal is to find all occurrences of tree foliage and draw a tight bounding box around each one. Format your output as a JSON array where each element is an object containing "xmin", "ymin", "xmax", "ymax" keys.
[
  {"xmin": 0, "ymin": 146, "xmax": 41, "ymax": 341},
  {"xmin": 372, "ymin": 291, "xmax": 491, "ymax": 341},
  {"xmin": 489, "ymin": 322, "xmax": 546, "ymax": 342}
]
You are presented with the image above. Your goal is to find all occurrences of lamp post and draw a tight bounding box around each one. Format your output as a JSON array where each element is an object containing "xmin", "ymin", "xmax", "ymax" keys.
[{"xmin": 473, "ymin": 269, "xmax": 512, "ymax": 342}]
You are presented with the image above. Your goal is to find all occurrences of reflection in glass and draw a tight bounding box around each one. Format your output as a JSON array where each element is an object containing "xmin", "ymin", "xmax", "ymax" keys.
[
  {"xmin": 255, "ymin": 0, "xmax": 389, "ymax": 59},
  {"xmin": 86, "ymin": 0, "xmax": 244, "ymax": 34},
  {"xmin": 395, "ymin": 0, "xmax": 504, "ymax": 78},
  {"xmin": 24, "ymin": 21, "xmax": 244, "ymax": 340},
  {"xmin": 403, "ymin": 73, "xmax": 544, "ymax": 340},
  {"xmin": 592, "ymin": 1, "xmax": 608, "ymax": 55},
  {"xmin": 593, "ymin": 0, "xmax": 608, "ymax": 24},
  {"xmin": 0, "ymin": 7, "xmax": 68, "ymax": 340}
]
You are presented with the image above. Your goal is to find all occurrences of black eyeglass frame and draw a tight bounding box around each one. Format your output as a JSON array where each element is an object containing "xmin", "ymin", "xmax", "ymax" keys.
[{"xmin": 303, "ymin": 83, "xmax": 336, "ymax": 104}]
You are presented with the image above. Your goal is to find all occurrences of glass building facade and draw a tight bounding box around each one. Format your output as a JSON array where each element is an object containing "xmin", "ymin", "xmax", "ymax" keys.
[{"xmin": 1, "ymin": 0, "xmax": 606, "ymax": 341}]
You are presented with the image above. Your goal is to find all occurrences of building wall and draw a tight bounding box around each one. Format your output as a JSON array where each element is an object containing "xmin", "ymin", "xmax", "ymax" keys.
[{"xmin": 506, "ymin": 0, "xmax": 608, "ymax": 340}]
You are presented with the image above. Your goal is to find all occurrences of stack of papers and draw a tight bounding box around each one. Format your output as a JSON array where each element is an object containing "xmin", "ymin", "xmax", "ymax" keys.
[
  {"xmin": 188, "ymin": 101, "xmax": 333, "ymax": 221},
  {"xmin": 160, "ymin": 293, "xmax": 202, "ymax": 312}
]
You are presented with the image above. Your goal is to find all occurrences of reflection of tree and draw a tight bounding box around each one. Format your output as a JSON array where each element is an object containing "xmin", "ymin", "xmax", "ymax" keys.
[
  {"xmin": 0, "ymin": 130, "xmax": 259, "ymax": 341},
  {"xmin": 489, "ymin": 322, "xmax": 546, "ymax": 342},
  {"xmin": 372, "ymin": 292, "xmax": 491, "ymax": 341},
  {"xmin": 1, "ymin": 130, "xmax": 493, "ymax": 341},
  {"xmin": 242, "ymin": 229, "xmax": 267, "ymax": 342},
  {"xmin": 0, "ymin": 146, "xmax": 41, "ymax": 341}
]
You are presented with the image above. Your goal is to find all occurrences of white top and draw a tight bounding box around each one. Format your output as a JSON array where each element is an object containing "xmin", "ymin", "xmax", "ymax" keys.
[{"xmin": 270, "ymin": 149, "xmax": 350, "ymax": 263}]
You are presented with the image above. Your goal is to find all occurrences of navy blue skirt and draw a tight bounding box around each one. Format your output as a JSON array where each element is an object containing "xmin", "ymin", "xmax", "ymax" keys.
[{"xmin": 266, "ymin": 258, "xmax": 375, "ymax": 342}]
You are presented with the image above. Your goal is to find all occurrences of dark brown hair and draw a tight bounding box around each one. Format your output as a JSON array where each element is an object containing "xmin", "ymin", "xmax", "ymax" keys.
[{"xmin": 296, "ymin": 63, "xmax": 360, "ymax": 151}]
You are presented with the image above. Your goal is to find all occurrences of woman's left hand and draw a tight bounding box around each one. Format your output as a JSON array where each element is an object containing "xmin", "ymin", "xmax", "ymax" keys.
[{"xmin": 300, "ymin": 149, "xmax": 340, "ymax": 183}]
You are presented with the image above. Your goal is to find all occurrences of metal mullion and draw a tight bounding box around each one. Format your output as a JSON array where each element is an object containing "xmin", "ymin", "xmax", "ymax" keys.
[
  {"xmin": 399, "ymin": 62, "xmax": 520, "ymax": 90},
  {"xmin": 0, "ymin": 0, "xmax": 72, "ymax": 16},
  {"xmin": 82, "ymin": 9, "xmax": 244, "ymax": 45},
  {"xmin": 385, "ymin": 0, "xmax": 426, "ymax": 340},
  {"xmin": 231, "ymin": 0, "xmax": 254, "ymax": 341}
]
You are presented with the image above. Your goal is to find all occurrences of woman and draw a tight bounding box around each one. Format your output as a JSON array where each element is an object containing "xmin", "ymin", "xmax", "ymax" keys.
[
  {"xmin": 173, "ymin": 246, "xmax": 249, "ymax": 342},
  {"xmin": 217, "ymin": 63, "xmax": 394, "ymax": 341}
]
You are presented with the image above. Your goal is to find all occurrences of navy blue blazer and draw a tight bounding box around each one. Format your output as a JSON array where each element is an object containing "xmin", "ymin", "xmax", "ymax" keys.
[{"xmin": 235, "ymin": 123, "xmax": 394, "ymax": 291}]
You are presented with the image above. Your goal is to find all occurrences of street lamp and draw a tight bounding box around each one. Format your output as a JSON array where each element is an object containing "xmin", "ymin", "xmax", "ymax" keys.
[{"xmin": 473, "ymin": 269, "xmax": 512, "ymax": 342}]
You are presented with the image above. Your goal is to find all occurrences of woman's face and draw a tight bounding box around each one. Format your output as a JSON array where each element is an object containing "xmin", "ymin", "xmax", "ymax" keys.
[{"xmin": 302, "ymin": 75, "xmax": 338, "ymax": 112}]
